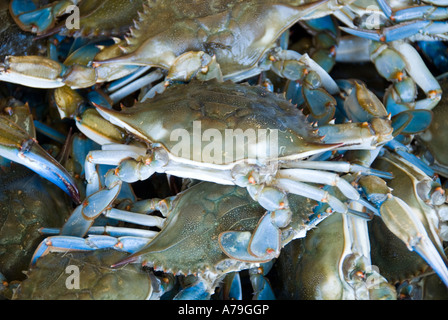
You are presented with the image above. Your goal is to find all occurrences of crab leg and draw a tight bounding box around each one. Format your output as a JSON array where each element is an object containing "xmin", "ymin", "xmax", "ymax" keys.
[
  {"xmin": 269, "ymin": 50, "xmax": 340, "ymax": 124},
  {"xmin": 336, "ymin": 38, "xmax": 442, "ymax": 114},
  {"xmin": 0, "ymin": 56, "xmax": 96, "ymax": 89},
  {"xmin": 278, "ymin": 168, "xmax": 360, "ymax": 200},
  {"xmin": 280, "ymin": 160, "xmax": 393, "ymax": 179},
  {"xmin": 376, "ymin": 0, "xmax": 448, "ymax": 23},
  {"xmin": 41, "ymin": 226, "xmax": 159, "ymax": 239},
  {"xmin": 342, "ymin": 20, "xmax": 448, "ymax": 42},
  {"xmin": 30, "ymin": 235, "xmax": 150, "ymax": 265},
  {"xmin": 273, "ymin": 178, "xmax": 372, "ymax": 219}
]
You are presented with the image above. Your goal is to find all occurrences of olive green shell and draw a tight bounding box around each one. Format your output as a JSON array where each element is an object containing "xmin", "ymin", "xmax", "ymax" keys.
[
  {"xmin": 99, "ymin": 80, "xmax": 332, "ymax": 165},
  {"xmin": 57, "ymin": 0, "xmax": 146, "ymax": 37},
  {"xmin": 13, "ymin": 248, "xmax": 152, "ymax": 300},
  {"xmin": 101, "ymin": 0, "xmax": 324, "ymax": 78},
  {"xmin": 0, "ymin": 166, "xmax": 71, "ymax": 282},
  {"xmin": 117, "ymin": 181, "xmax": 314, "ymax": 275},
  {"xmin": 125, "ymin": 182, "xmax": 267, "ymax": 275}
]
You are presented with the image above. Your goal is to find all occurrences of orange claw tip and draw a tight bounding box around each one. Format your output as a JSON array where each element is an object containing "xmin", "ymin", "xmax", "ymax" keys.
[
  {"xmin": 163, "ymin": 276, "xmax": 171, "ymax": 283},
  {"xmin": 435, "ymin": 187, "xmax": 445, "ymax": 195},
  {"xmin": 91, "ymin": 61, "xmax": 101, "ymax": 68},
  {"xmin": 395, "ymin": 71, "xmax": 404, "ymax": 81},
  {"xmin": 248, "ymin": 175, "xmax": 256, "ymax": 185},
  {"xmin": 329, "ymin": 46, "xmax": 336, "ymax": 56},
  {"xmin": 114, "ymin": 241, "xmax": 124, "ymax": 249}
]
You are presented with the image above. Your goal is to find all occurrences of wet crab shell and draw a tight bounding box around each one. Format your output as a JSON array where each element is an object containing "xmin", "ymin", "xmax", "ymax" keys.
[
  {"xmin": 13, "ymin": 248, "xmax": 153, "ymax": 300},
  {"xmin": 0, "ymin": 165, "xmax": 71, "ymax": 282},
  {"xmin": 97, "ymin": 0, "xmax": 330, "ymax": 79},
  {"xmin": 115, "ymin": 181, "xmax": 314, "ymax": 276},
  {"xmin": 96, "ymin": 80, "xmax": 336, "ymax": 166}
]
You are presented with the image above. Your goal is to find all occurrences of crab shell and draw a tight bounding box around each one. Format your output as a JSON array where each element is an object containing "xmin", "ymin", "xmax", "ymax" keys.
[
  {"xmin": 0, "ymin": 165, "xmax": 72, "ymax": 282},
  {"xmin": 114, "ymin": 181, "xmax": 315, "ymax": 276},
  {"xmin": 96, "ymin": 80, "xmax": 338, "ymax": 169},
  {"xmin": 96, "ymin": 0, "xmax": 339, "ymax": 79},
  {"xmin": 13, "ymin": 248, "xmax": 153, "ymax": 300}
]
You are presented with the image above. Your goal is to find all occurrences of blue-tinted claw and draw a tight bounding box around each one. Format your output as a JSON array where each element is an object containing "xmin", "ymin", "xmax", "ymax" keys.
[
  {"xmin": 10, "ymin": 0, "xmax": 75, "ymax": 34},
  {"xmin": 391, "ymin": 110, "xmax": 433, "ymax": 135},
  {"xmin": 377, "ymin": 0, "xmax": 448, "ymax": 22},
  {"xmin": 60, "ymin": 182, "xmax": 122, "ymax": 237},
  {"xmin": 340, "ymin": 26, "xmax": 384, "ymax": 42},
  {"xmin": 31, "ymin": 235, "xmax": 148, "ymax": 265},
  {"xmin": 248, "ymin": 212, "xmax": 281, "ymax": 259},
  {"xmin": 173, "ymin": 278, "xmax": 211, "ymax": 300},
  {"xmin": 303, "ymin": 86, "xmax": 336, "ymax": 124},
  {"xmin": 385, "ymin": 140, "xmax": 435, "ymax": 177},
  {"xmin": 381, "ymin": 197, "xmax": 448, "ymax": 287},
  {"xmin": 0, "ymin": 116, "xmax": 80, "ymax": 203},
  {"xmin": 341, "ymin": 21, "xmax": 439, "ymax": 42},
  {"xmin": 219, "ymin": 230, "xmax": 276, "ymax": 263}
]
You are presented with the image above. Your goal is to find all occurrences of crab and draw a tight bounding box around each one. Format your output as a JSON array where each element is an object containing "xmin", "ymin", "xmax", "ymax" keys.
[
  {"xmin": 55, "ymin": 79, "xmax": 396, "ymax": 267},
  {"xmin": 0, "ymin": 163, "xmax": 72, "ymax": 298},
  {"xmin": 361, "ymin": 150, "xmax": 448, "ymax": 287},
  {"xmin": 25, "ymin": 180, "xmax": 321, "ymax": 299},
  {"xmin": 1, "ymin": 0, "xmax": 364, "ymax": 117},
  {"xmin": 12, "ymin": 248, "xmax": 173, "ymax": 300}
]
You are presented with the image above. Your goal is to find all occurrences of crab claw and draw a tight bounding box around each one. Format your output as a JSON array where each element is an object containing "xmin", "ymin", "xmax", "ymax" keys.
[
  {"xmin": 9, "ymin": 0, "xmax": 76, "ymax": 34},
  {"xmin": 381, "ymin": 195, "xmax": 448, "ymax": 287},
  {"xmin": 0, "ymin": 116, "xmax": 80, "ymax": 203}
]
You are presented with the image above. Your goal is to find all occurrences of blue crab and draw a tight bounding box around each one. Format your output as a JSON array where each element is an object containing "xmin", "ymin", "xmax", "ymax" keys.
[
  {"xmin": 59, "ymin": 79, "xmax": 395, "ymax": 264},
  {"xmin": 1, "ymin": 0, "xmax": 361, "ymax": 117},
  {"xmin": 353, "ymin": 150, "xmax": 448, "ymax": 287},
  {"xmin": 0, "ymin": 164, "xmax": 72, "ymax": 295},
  {"xmin": 25, "ymin": 181, "xmax": 322, "ymax": 299},
  {"xmin": 13, "ymin": 248, "xmax": 173, "ymax": 300}
]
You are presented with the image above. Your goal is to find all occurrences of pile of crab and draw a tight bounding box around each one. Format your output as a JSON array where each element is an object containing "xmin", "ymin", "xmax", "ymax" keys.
[{"xmin": 1, "ymin": 0, "xmax": 448, "ymax": 300}]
